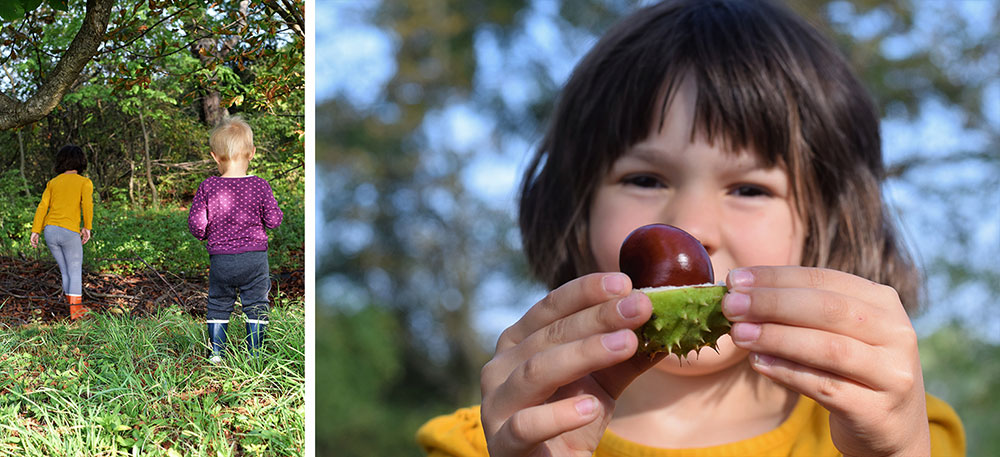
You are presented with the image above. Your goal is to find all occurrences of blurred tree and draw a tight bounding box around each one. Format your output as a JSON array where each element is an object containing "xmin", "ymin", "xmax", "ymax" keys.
[
  {"xmin": 318, "ymin": 0, "xmax": 532, "ymax": 409},
  {"xmin": 316, "ymin": 306, "xmax": 440, "ymax": 456}
]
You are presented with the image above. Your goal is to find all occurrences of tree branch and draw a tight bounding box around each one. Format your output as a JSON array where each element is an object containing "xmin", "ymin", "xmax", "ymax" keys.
[
  {"xmin": 886, "ymin": 150, "xmax": 998, "ymax": 178},
  {"xmin": 0, "ymin": 0, "xmax": 114, "ymax": 130},
  {"xmin": 263, "ymin": 0, "xmax": 304, "ymax": 40}
]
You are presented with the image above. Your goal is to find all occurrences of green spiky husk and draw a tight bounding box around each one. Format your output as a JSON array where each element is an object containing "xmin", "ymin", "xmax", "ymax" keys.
[{"xmin": 637, "ymin": 285, "xmax": 730, "ymax": 358}]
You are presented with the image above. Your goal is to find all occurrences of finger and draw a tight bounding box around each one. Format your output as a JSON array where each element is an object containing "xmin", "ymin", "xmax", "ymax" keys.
[
  {"xmin": 507, "ymin": 291, "xmax": 651, "ymax": 367},
  {"xmin": 489, "ymin": 329, "xmax": 637, "ymax": 419},
  {"xmin": 481, "ymin": 292, "xmax": 651, "ymax": 398},
  {"xmin": 489, "ymin": 395, "xmax": 601, "ymax": 457},
  {"xmin": 727, "ymin": 266, "xmax": 901, "ymax": 310},
  {"xmin": 499, "ymin": 273, "xmax": 632, "ymax": 350},
  {"xmin": 722, "ymin": 288, "xmax": 892, "ymax": 344},
  {"xmin": 730, "ymin": 322, "xmax": 892, "ymax": 391},
  {"xmin": 746, "ymin": 352, "xmax": 874, "ymax": 417}
]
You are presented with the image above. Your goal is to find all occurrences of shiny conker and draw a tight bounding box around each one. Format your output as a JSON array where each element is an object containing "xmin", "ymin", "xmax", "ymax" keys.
[{"xmin": 618, "ymin": 224, "xmax": 714, "ymax": 288}]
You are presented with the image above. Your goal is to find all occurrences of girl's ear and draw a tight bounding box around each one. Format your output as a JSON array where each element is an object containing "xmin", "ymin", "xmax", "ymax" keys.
[
  {"xmin": 249, "ymin": 147, "xmax": 256, "ymax": 161},
  {"xmin": 210, "ymin": 151, "xmax": 226, "ymax": 174}
]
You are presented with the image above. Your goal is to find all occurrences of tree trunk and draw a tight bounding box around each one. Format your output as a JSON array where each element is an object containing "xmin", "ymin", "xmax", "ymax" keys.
[
  {"xmin": 189, "ymin": 1, "xmax": 248, "ymax": 126},
  {"xmin": 128, "ymin": 146, "xmax": 136, "ymax": 207},
  {"xmin": 138, "ymin": 110, "xmax": 159, "ymax": 209},
  {"xmin": 17, "ymin": 129, "xmax": 30, "ymax": 197},
  {"xmin": 192, "ymin": 36, "xmax": 228, "ymax": 126},
  {"xmin": 86, "ymin": 143, "xmax": 101, "ymax": 201},
  {"xmin": 201, "ymin": 89, "xmax": 227, "ymax": 127}
]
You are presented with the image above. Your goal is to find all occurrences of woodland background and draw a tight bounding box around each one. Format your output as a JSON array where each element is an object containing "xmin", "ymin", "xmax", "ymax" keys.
[
  {"xmin": 0, "ymin": 0, "xmax": 305, "ymax": 282},
  {"xmin": 0, "ymin": 1, "xmax": 304, "ymax": 455},
  {"xmin": 316, "ymin": 0, "xmax": 999, "ymax": 456}
]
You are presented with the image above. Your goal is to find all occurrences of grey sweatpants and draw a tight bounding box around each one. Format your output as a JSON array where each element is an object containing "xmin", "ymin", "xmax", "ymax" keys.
[
  {"xmin": 43, "ymin": 225, "xmax": 83, "ymax": 296},
  {"xmin": 206, "ymin": 250, "xmax": 271, "ymax": 323}
]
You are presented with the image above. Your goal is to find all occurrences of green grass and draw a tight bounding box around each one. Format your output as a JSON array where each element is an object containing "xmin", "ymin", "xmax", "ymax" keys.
[{"xmin": 0, "ymin": 300, "xmax": 305, "ymax": 456}]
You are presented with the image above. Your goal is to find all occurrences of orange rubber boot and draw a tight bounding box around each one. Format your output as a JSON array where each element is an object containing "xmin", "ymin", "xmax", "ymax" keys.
[{"xmin": 68, "ymin": 295, "xmax": 89, "ymax": 320}]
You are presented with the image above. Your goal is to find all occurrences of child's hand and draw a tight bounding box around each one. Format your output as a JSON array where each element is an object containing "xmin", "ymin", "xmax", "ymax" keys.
[
  {"xmin": 723, "ymin": 266, "xmax": 931, "ymax": 456},
  {"xmin": 81, "ymin": 228, "xmax": 91, "ymax": 245},
  {"xmin": 480, "ymin": 272, "xmax": 659, "ymax": 457},
  {"xmin": 29, "ymin": 232, "xmax": 39, "ymax": 248}
]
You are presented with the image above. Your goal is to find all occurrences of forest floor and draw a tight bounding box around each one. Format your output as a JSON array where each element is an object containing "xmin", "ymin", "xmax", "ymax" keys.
[{"xmin": 0, "ymin": 255, "xmax": 304, "ymax": 326}]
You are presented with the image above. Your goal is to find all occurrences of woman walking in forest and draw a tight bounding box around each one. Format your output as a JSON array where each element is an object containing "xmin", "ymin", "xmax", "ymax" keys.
[{"xmin": 30, "ymin": 144, "xmax": 94, "ymax": 320}]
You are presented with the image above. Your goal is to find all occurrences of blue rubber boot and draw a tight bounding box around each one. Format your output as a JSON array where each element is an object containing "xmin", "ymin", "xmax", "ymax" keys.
[
  {"xmin": 207, "ymin": 321, "xmax": 228, "ymax": 364},
  {"xmin": 245, "ymin": 319, "xmax": 267, "ymax": 357}
]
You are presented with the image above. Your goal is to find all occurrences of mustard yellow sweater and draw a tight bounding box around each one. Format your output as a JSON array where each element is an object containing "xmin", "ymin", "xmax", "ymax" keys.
[
  {"xmin": 32, "ymin": 173, "xmax": 94, "ymax": 234},
  {"xmin": 417, "ymin": 394, "xmax": 964, "ymax": 456}
]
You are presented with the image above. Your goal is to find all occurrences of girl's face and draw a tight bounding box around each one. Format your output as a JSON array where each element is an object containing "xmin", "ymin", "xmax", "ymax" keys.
[{"xmin": 588, "ymin": 76, "xmax": 806, "ymax": 375}]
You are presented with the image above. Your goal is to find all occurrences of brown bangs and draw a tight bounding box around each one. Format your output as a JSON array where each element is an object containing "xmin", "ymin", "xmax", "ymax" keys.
[{"xmin": 629, "ymin": 0, "xmax": 819, "ymax": 172}]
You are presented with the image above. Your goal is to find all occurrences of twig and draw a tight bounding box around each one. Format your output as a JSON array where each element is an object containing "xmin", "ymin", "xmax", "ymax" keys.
[
  {"xmin": 86, "ymin": 290, "xmax": 138, "ymax": 301},
  {"xmin": 131, "ymin": 252, "xmax": 186, "ymax": 306},
  {"xmin": 275, "ymin": 162, "xmax": 303, "ymax": 179}
]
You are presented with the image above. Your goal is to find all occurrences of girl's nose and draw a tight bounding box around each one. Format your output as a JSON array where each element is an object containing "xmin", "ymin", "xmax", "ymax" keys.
[{"xmin": 661, "ymin": 189, "xmax": 720, "ymax": 256}]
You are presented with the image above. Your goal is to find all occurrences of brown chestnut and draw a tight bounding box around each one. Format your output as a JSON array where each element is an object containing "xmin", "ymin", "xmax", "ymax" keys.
[{"xmin": 618, "ymin": 224, "xmax": 714, "ymax": 288}]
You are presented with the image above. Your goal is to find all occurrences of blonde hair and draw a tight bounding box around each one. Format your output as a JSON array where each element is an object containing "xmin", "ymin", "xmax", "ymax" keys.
[{"xmin": 209, "ymin": 116, "xmax": 255, "ymax": 163}]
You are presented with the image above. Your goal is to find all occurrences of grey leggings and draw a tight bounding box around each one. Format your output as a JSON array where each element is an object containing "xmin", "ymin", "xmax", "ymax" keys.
[{"xmin": 43, "ymin": 225, "xmax": 83, "ymax": 296}]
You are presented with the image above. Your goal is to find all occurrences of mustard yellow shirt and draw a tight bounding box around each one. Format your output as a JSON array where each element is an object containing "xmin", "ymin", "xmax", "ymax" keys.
[
  {"xmin": 416, "ymin": 394, "xmax": 964, "ymax": 456},
  {"xmin": 31, "ymin": 173, "xmax": 94, "ymax": 234}
]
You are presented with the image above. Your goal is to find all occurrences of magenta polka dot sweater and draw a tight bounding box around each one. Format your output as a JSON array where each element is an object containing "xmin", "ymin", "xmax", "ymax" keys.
[{"xmin": 187, "ymin": 176, "xmax": 284, "ymax": 255}]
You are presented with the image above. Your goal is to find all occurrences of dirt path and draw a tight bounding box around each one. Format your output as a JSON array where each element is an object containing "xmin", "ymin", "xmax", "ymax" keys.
[{"xmin": 0, "ymin": 255, "xmax": 304, "ymax": 326}]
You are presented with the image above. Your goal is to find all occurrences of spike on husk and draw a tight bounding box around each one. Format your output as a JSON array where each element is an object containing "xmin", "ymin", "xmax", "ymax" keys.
[{"xmin": 636, "ymin": 284, "xmax": 730, "ymax": 358}]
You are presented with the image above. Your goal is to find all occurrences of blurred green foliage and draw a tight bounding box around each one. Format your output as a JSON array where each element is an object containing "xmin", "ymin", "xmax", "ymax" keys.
[
  {"xmin": 920, "ymin": 322, "xmax": 1000, "ymax": 457},
  {"xmin": 316, "ymin": 305, "xmax": 481, "ymax": 456}
]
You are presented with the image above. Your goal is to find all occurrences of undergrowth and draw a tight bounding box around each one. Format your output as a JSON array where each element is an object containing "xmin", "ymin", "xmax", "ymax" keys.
[
  {"xmin": 0, "ymin": 169, "xmax": 304, "ymax": 276},
  {"xmin": 0, "ymin": 300, "xmax": 305, "ymax": 456}
]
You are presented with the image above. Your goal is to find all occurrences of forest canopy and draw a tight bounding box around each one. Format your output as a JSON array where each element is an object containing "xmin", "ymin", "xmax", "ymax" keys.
[{"xmin": 1, "ymin": 0, "xmax": 304, "ymax": 208}]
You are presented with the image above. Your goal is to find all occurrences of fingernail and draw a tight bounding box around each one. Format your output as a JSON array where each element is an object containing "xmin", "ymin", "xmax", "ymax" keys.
[
  {"xmin": 603, "ymin": 274, "xmax": 627, "ymax": 295},
  {"xmin": 617, "ymin": 294, "xmax": 641, "ymax": 319},
  {"xmin": 752, "ymin": 353, "xmax": 775, "ymax": 367},
  {"xmin": 730, "ymin": 322, "xmax": 760, "ymax": 343},
  {"xmin": 730, "ymin": 268, "xmax": 753, "ymax": 288},
  {"xmin": 723, "ymin": 292, "xmax": 750, "ymax": 318},
  {"xmin": 575, "ymin": 397, "xmax": 596, "ymax": 417},
  {"xmin": 601, "ymin": 330, "xmax": 629, "ymax": 352}
]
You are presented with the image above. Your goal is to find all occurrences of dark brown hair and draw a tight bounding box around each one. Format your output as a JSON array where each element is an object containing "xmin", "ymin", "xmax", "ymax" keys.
[
  {"xmin": 518, "ymin": 0, "xmax": 921, "ymax": 312},
  {"xmin": 55, "ymin": 144, "xmax": 87, "ymax": 174}
]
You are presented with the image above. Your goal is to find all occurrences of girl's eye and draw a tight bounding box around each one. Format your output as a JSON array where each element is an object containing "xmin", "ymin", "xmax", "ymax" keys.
[
  {"xmin": 623, "ymin": 174, "xmax": 665, "ymax": 189},
  {"xmin": 731, "ymin": 184, "xmax": 771, "ymax": 197}
]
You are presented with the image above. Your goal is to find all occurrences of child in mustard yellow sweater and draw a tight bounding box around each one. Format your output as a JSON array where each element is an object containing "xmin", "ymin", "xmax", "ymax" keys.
[
  {"xmin": 30, "ymin": 144, "xmax": 94, "ymax": 319},
  {"xmin": 418, "ymin": 0, "xmax": 965, "ymax": 456}
]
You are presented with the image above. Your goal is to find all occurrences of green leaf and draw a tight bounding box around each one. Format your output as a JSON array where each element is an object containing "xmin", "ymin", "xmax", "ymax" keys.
[
  {"xmin": 0, "ymin": 2, "xmax": 26, "ymax": 20},
  {"xmin": 47, "ymin": 0, "xmax": 68, "ymax": 11}
]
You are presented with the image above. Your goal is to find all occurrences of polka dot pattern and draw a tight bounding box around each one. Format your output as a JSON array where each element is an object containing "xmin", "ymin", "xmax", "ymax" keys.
[{"xmin": 187, "ymin": 176, "xmax": 284, "ymax": 254}]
